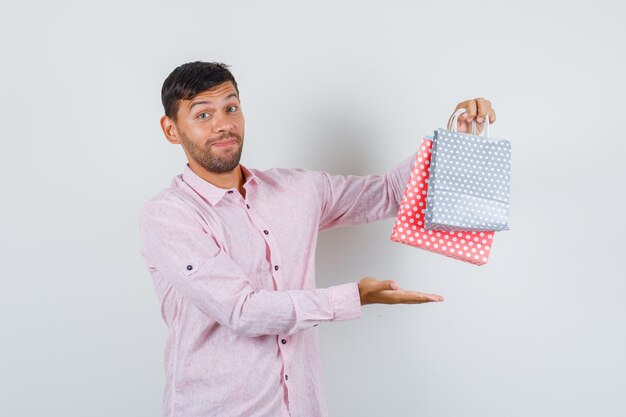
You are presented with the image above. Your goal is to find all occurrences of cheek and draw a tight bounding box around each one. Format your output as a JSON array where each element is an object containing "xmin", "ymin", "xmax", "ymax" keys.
[
  {"xmin": 237, "ymin": 115, "xmax": 245, "ymax": 129},
  {"xmin": 188, "ymin": 122, "xmax": 213, "ymax": 137}
]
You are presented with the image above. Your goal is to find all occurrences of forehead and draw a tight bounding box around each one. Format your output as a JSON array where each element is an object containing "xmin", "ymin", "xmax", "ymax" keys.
[{"xmin": 184, "ymin": 81, "xmax": 239, "ymax": 109}]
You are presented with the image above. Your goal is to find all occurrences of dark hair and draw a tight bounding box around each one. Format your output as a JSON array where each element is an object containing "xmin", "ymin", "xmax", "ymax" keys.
[{"xmin": 161, "ymin": 61, "xmax": 239, "ymax": 120}]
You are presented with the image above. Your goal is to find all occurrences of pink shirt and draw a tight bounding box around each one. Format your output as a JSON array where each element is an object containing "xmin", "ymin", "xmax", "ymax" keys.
[{"xmin": 138, "ymin": 153, "xmax": 416, "ymax": 417}]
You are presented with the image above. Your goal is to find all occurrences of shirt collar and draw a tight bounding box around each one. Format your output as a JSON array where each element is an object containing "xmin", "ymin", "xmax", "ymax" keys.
[{"xmin": 181, "ymin": 163, "xmax": 261, "ymax": 206}]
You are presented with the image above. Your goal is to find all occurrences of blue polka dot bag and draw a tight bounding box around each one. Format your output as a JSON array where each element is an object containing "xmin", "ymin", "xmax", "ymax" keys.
[{"xmin": 424, "ymin": 109, "xmax": 511, "ymax": 232}]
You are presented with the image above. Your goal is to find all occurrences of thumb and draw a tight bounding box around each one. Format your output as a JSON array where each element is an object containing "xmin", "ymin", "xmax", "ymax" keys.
[{"xmin": 380, "ymin": 279, "xmax": 399, "ymax": 291}]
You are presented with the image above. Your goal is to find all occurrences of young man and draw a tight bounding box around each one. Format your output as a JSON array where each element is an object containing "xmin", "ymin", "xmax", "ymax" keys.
[{"xmin": 138, "ymin": 61, "xmax": 495, "ymax": 417}]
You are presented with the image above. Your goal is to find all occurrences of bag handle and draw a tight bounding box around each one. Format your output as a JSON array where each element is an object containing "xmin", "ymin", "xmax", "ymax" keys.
[{"xmin": 447, "ymin": 108, "xmax": 490, "ymax": 137}]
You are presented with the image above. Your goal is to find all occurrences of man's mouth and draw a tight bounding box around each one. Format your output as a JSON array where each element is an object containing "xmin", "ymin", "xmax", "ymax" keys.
[{"xmin": 211, "ymin": 137, "xmax": 239, "ymax": 147}]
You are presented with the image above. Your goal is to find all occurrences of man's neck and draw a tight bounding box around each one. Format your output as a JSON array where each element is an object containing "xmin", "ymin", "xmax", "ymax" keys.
[{"xmin": 188, "ymin": 160, "xmax": 246, "ymax": 196}]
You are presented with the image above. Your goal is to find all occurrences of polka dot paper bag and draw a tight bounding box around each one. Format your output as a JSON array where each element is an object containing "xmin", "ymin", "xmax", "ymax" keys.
[
  {"xmin": 390, "ymin": 137, "xmax": 495, "ymax": 265},
  {"xmin": 425, "ymin": 110, "xmax": 511, "ymax": 232}
]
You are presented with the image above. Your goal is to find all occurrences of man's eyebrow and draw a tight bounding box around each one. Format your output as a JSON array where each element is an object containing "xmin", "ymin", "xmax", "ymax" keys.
[{"xmin": 189, "ymin": 93, "xmax": 239, "ymax": 110}]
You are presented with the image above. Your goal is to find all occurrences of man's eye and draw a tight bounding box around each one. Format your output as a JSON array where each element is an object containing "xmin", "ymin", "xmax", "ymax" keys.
[
  {"xmin": 197, "ymin": 112, "xmax": 210, "ymax": 119},
  {"xmin": 227, "ymin": 106, "xmax": 238, "ymax": 113}
]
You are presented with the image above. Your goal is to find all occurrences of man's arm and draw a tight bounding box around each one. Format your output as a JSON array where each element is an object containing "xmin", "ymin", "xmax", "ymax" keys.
[
  {"xmin": 308, "ymin": 98, "xmax": 497, "ymax": 232},
  {"xmin": 139, "ymin": 197, "xmax": 441, "ymax": 338},
  {"xmin": 307, "ymin": 151, "xmax": 417, "ymax": 231}
]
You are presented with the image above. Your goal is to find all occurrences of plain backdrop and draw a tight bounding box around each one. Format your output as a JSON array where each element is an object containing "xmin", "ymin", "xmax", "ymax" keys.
[{"xmin": 1, "ymin": 1, "xmax": 625, "ymax": 416}]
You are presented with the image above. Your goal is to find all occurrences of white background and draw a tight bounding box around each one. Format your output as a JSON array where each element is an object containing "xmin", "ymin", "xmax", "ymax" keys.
[{"xmin": 2, "ymin": 1, "xmax": 625, "ymax": 416}]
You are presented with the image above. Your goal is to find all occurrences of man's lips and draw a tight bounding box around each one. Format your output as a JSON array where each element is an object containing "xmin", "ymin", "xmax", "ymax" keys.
[{"xmin": 211, "ymin": 137, "xmax": 239, "ymax": 147}]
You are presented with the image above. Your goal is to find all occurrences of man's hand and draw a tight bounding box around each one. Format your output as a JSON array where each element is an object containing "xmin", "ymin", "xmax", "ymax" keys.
[
  {"xmin": 358, "ymin": 277, "xmax": 444, "ymax": 305},
  {"xmin": 448, "ymin": 98, "xmax": 496, "ymax": 135}
]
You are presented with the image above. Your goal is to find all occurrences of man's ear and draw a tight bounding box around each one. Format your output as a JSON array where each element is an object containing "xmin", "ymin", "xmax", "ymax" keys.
[{"xmin": 160, "ymin": 115, "xmax": 182, "ymax": 145}]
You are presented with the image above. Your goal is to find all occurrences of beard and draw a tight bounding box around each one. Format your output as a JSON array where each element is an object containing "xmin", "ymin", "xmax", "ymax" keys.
[{"xmin": 180, "ymin": 131, "xmax": 244, "ymax": 173}]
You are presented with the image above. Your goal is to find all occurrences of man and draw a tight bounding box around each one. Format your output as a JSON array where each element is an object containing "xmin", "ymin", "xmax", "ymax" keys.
[{"xmin": 138, "ymin": 61, "xmax": 496, "ymax": 417}]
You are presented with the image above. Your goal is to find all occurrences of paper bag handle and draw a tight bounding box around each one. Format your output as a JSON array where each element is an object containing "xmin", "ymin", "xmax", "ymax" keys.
[{"xmin": 447, "ymin": 108, "xmax": 490, "ymax": 137}]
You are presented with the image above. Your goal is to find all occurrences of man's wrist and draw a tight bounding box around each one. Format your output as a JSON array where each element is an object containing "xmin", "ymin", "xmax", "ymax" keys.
[{"xmin": 327, "ymin": 282, "xmax": 362, "ymax": 320}]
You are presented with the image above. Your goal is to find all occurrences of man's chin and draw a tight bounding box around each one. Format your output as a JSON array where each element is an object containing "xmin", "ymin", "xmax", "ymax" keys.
[
  {"xmin": 190, "ymin": 144, "xmax": 243, "ymax": 173},
  {"xmin": 204, "ymin": 157, "xmax": 242, "ymax": 173}
]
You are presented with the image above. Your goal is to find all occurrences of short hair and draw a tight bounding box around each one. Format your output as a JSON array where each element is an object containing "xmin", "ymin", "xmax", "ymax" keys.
[{"xmin": 161, "ymin": 61, "xmax": 239, "ymax": 120}]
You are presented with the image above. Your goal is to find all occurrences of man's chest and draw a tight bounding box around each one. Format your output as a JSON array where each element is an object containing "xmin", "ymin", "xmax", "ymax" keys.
[{"xmin": 197, "ymin": 188, "xmax": 321, "ymax": 288}]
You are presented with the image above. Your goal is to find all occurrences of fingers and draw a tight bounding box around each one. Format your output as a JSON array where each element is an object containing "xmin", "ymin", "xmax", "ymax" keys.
[
  {"xmin": 464, "ymin": 100, "xmax": 478, "ymax": 123},
  {"xmin": 476, "ymin": 99, "xmax": 489, "ymax": 123},
  {"xmin": 452, "ymin": 98, "xmax": 496, "ymax": 126},
  {"xmin": 473, "ymin": 98, "xmax": 496, "ymax": 125},
  {"xmin": 385, "ymin": 290, "xmax": 444, "ymax": 304},
  {"xmin": 371, "ymin": 288, "xmax": 444, "ymax": 305},
  {"xmin": 415, "ymin": 292, "xmax": 444, "ymax": 303}
]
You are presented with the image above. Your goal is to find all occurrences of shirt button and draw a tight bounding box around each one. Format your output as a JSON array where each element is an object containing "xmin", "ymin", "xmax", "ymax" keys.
[
  {"xmin": 274, "ymin": 265, "xmax": 279, "ymax": 271},
  {"xmin": 246, "ymin": 204, "xmax": 250, "ymax": 209},
  {"xmin": 263, "ymin": 230, "xmax": 269, "ymax": 235},
  {"xmin": 228, "ymin": 190, "xmax": 234, "ymax": 194},
  {"xmin": 186, "ymin": 265, "xmax": 193, "ymax": 270},
  {"xmin": 281, "ymin": 339, "xmax": 287, "ymax": 344},
  {"xmin": 285, "ymin": 375, "xmax": 288, "ymax": 381}
]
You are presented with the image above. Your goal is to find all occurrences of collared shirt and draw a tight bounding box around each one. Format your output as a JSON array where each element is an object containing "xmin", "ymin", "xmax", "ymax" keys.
[{"xmin": 138, "ymin": 153, "xmax": 416, "ymax": 417}]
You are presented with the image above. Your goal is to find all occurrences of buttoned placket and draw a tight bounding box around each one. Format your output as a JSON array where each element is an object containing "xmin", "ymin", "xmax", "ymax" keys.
[
  {"xmin": 235, "ymin": 190, "xmax": 285, "ymax": 290},
  {"xmin": 232, "ymin": 186, "xmax": 293, "ymax": 414}
]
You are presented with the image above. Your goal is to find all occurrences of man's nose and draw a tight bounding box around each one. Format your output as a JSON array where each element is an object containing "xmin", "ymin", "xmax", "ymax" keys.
[{"xmin": 213, "ymin": 111, "xmax": 233, "ymax": 132}]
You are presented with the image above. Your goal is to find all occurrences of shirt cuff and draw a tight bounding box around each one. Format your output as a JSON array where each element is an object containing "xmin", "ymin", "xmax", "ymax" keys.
[
  {"xmin": 389, "ymin": 152, "xmax": 418, "ymax": 205},
  {"xmin": 327, "ymin": 282, "xmax": 362, "ymax": 321}
]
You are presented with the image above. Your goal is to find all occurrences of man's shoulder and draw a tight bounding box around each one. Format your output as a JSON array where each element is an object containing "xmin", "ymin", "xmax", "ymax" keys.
[
  {"xmin": 250, "ymin": 165, "xmax": 325, "ymax": 186},
  {"xmin": 139, "ymin": 176, "xmax": 200, "ymax": 218},
  {"xmin": 248, "ymin": 166, "xmax": 331, "ymax": 199}
]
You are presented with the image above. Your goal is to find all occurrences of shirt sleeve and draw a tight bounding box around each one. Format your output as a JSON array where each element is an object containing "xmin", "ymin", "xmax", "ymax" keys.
[
  {"xmin": 310, "ymin": 152, "xmax": 417, "ymax": 231},
  {"xmin": 138, "ymin": 198, "xmax": 361, "ymax": 337}
]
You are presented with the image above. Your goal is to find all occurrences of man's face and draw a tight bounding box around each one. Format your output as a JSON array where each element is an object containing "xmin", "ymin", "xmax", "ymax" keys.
[{"xmin": 172, "ymin": 81, "xmax": 245, "ymax": 173}]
